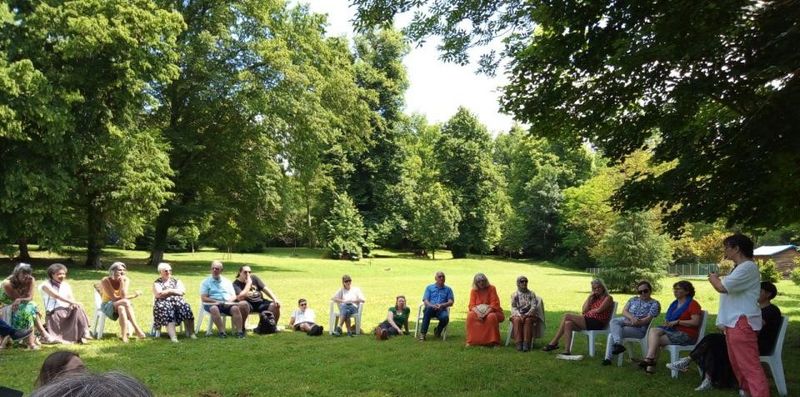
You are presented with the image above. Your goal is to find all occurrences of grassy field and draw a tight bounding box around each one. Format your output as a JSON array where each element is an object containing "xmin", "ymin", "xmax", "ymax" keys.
[{"xmin": 0, "ymin": 247, "xmax": 797, "ymax": 396}]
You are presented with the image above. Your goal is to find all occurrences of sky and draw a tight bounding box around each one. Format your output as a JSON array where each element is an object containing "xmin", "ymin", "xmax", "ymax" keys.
[{"xmin": 300, "ymin": 0, "xmax": 516, "ymax": 134}]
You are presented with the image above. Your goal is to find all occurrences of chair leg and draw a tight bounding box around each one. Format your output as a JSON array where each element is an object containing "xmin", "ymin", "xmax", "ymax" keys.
[
  {"xmin": 569, "ymin": 331, "xmax": 575, "ymax": 353},
  {"xmin": 767, "ymin": 359, "xmax": 787, "ymax": 396},
  {"xmin": 588, "ymin": 333, "xmax": 596, "ymax": 357},
  {"xmin": 506, "ymin": 323, "xmax": 514, "ymax": 346},
  {"xmin": 670, "ymin": 349, "xmax": 679, "ymax": 378},
  {"xmin": 195, "ymin": 309, "xmax": 204, "ymax": 335}
]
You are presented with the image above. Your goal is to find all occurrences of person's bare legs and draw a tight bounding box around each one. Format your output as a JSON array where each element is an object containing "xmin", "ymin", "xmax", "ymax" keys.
[
  {"xmin": 166, "ymin": 322, "xmax": 177, "ymax": 341},
  {"xmin": 184, "ymin": 318, "xmax": 196, "ymax": 337},
  {"xmin": 296, "ymin": 323, "xmax": 314, "ymax": 332},
  {"xmin": 209, "ymin": 306, "xmax": 226, "ymax": 334},
  {"xmin": 344, "ymin": 316, "xmax": 353, "ymax": 333},
  {"xmin": 645, "ymin": 328, "xmax": 669, "ymax": 360},
  {"xmin": 116, "ymin": 304, "xmax": 130, "ymax": 342},
  {"xmin": 269, "ymin": 302, "xmax": 280, "ymax": 322},
  {"xmin": 547, "ymin": 313, "xmax": 586, "ymax": 351},
  {"xmin": 230, "ymin": 306, "xmax": 243, "ymax": 333},
  {"xmin": 236, "ymin": 302, "xmax": 250, "ymax": 332}
]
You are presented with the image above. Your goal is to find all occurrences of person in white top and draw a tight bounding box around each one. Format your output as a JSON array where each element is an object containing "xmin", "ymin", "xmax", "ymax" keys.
[
  {"xmin": 331, "ymin": 274, "xmax": 365, "ymax": 336},
  {"xmin": 40, "ymin": 263, "xmax": 92, "ymax": 344},
  {"xmin": 708, "ymin": 234, "xmax": 768, "ymax": 397},
  {"xmin": 289, "ymin": 298, "xmax": 323, "ymax": 336}
]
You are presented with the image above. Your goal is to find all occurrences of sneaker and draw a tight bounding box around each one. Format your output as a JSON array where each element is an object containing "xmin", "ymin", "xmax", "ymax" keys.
[
  {"xmin": 189, "ymin": 334, "xmax": 197, "ymax": 340},
  {"xmin": 218, "ymin": 332, "xmax": 227, "ymax": 339},
  {"xmin": 11, "ymin": 328, "xmax": 32, "ymax": 342},
  {"xmin": 333, "ymin": 326, "xmax": 342, "ymax": 336},
  {"xmin": 611, "ymin": 343, "xmax": 626, "ymax": 355},
  {"xmin": 170, "ymin": 337, "xmax": 179, "ymax": 343},
  {"xmin": 237, "ymin": 331, "xmax": 245, "ymax": 339},
  {"xmin": 694, "ymin": 377, "xmax": 713, "ymax": 391},
  {"xmin": 666, "ymin": 356, "xmax": 692, "ymax": 372},
  {"xmin": 602, "ymin": 359, "xmax": 612, "ymax": 366},
  {"xmin": 417, "ymin": 333, "xmax": 426, "ymax": 341},
  {"xmin": 347, "ymin": 331, "xmax": 354, "ymax": 337}
]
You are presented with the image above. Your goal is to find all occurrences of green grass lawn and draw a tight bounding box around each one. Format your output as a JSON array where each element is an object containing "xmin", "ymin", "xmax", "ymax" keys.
[{"xmin": 1, "ymin": 248, "xmax": 797, "ymax": 396}]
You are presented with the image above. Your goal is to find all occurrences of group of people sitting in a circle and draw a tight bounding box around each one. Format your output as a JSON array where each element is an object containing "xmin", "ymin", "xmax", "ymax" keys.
[{"xmin": 0, "ymin": 234, "xmax": 784, "ymax": 397}]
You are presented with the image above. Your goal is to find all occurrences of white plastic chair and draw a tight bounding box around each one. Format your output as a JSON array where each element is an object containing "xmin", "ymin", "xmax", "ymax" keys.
[
  {"xmin": 194, "ymin": 299, "xmax": 229, "ymax": 336},
  {"xmin": 666, "ymin": 310, "xmax": 708, "ymax": 378},
  {"xmin": 603, "ymin": 319, "xmax": 653, "ymax": 366},
  {"xmin": 415, "ymin": 303, "xmax": 450, "ymax": 340},
  {"xmin": 760, "ymin": 316, "xmax": 788, "ymax": 396},
  {"xmin": 149, "ymin": 298, "xmax": 184, "ymax": 338},
  {"xmin": 329, "ymin": 301, "xmax": 363, "ymax": 335},
  {"xmin": 92, "ymin": 288, "xmax": 106, "ymax": 339},
  {"xmin": 569, "ymin": 301, "xmax": 618, "ymax": 357}
]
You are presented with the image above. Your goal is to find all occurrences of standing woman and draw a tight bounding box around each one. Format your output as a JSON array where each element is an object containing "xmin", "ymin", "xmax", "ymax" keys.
[
  {"xmin": 510, "ymin": 275, "xmax": 542, "ymax": 352},
  {"xmin": 542, "ymin": 279, "xmax": 613, "ymax": 355},
  {"xmin": 99, "ymin": 262, "xmax": 146, "ymax": 342},
  {"xmin": 1, "ymin": 263, "xmax": 54, "ymax": 349},
  {"xmin": 374, "ymin": 295, "xmax": 410, "ymax": 340},
  {"xmin": 465, "ymin": 273, "xmax": 504, "ymax": 347},
  {"xmin": 40, "ymin": 263, "xmax": 92, "ymax": 344},
  {"xmin": 152, "ymin": 262, "xmax": 196, "ymax": 342},
  {"xmin": 708, "ymin": 234, "xmax": 769, "ymax": 397}
]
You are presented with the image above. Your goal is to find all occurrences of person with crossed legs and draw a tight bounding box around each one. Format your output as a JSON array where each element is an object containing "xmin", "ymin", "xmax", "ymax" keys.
[
  {"xmin": 418, "ymin": 271, "xmax": 454, "ymax": 341},
  {"xmin": 200, "ymin": 261, "xmax": 250, "ymax": 338}
]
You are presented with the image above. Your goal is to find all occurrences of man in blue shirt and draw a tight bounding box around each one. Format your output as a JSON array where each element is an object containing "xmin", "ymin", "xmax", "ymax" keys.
[
  {"xmin": 200, "ymin": 261, "xmax": 251, "ymax": 338},
  {"xmin": 419, "ymin": 271, "xmax": 454, "ymax": 341}
]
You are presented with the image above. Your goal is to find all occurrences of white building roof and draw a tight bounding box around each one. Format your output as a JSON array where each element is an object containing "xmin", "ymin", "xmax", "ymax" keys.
[{"xmin": 753, "ymin": 245, "xmax": 798, "ymax": 256}]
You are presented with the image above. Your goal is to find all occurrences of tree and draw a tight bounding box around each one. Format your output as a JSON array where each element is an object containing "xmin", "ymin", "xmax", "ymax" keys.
[
  {"xmin": 409, "ymin": 182, "xmax": 460, "ymax": 259},
  {"xmin": 353, "ymin": 0, "xmax": 800, "ymax": 232},
  {"xmin": 437, "ymin": 107, "xmax": 506, "ymax": 257},
  {"xmin": 323, "ymin": 192, "xmax": 366, "ymax": 258},
  {"xmin": 592, "ymin": 211, "xmax": 673, "ymax": 292},
  {"xmin": 1, "ymin": 0, "xmax": 184, "ymax": 267}
]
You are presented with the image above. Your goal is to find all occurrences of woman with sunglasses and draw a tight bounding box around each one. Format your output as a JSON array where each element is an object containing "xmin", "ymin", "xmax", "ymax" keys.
[
  {"xmin": 152, "ymin": 262, "xmax": 196, "ymax": 342},
  {"xmin": 602, "ymin": 280, "xmax": 661, "ymax": 365},
  {"xmin": 509, "ymin": 276, "xmax": 542, "ymax": 352}
]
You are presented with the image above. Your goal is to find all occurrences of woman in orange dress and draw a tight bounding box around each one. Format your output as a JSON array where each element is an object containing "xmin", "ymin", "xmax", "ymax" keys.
[{"xmin": 465, "ymin": 273, "xmax": 504, "ymax": 346}]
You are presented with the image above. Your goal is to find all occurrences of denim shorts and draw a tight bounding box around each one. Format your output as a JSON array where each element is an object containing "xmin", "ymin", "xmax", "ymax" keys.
[
  {"xmin": 661, "ymin": 327, "xmax": 694, "ymax": 345},
  {"xmin": 101, "ymin": 301, "xmax": 118, "ymax": 321},
  {"xmin": 339, "ymin": 303, "xmax": 358, "ymax": 319}
]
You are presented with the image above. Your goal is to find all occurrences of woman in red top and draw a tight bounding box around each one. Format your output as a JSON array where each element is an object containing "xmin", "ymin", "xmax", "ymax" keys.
[
  {"xmin": 465, "ymin": 273, "xmax": 504, "ymax": 346},
  {"xmin": 542, "ymin": 279, "xmax": 613, "ymax": 355},
  {"xmin": 640, "ymin": 280, "xmax": 702, "ymax": 374}
]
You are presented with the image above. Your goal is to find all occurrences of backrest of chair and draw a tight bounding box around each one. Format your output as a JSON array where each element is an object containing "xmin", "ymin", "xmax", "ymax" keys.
[
  {"xmin": 768, "ymin": 316, "xmax": 788, "ymax": 358},
  {"xmin": 696, "ymin": 310, "xmax": 708, "ymax": 340},
  {"xmin": 93, "ymin": 285, "xmax": 103, "ymax": 310},
  {"xmin": 604, "ymin": 301, "xmax": 619, "ymax": 330}
]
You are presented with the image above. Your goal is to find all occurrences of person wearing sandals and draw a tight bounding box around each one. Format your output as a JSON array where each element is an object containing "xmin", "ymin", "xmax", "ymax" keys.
[
  {"xmin": 99, "ymin": 262, "xmax": 148, "ymax": 343},
  {"xmin": 510, "ymin": 276, "xmax": 541, "ymax": 352},
  {"xmin": 639, "ymin": 280, "xmax": 702, "ymax": 374},
  {"xmin": 40, "ymin": 263, "xmax": 92, "ymax": 344},
  {"xmin": 374, "ymin": 295, "xmax": 410, "ymax": 340},
  {"xmin": 289, "ymin": 298, "xmax": 323, "ymax": 336},
  {"xmin": 667, "ymin": 281, "xmax": 782, "ymax": 392},
  {"xmin": 152, "ymin": 262, "xmax": 196, "ymax": 342},
  {"xmin": 465, "ymin": 273, "xmax": 504, "ymax": 347},
  {"xmin": 1, "ymin": 263, "xmax": 56, "ymax": 349},
  {"xmin": 602, "ymin": 280, "xmax": 661, "ymax": 365},
  {"xmin": 542, "ymin": 279, "xmax": 613, "ymax": 356}
]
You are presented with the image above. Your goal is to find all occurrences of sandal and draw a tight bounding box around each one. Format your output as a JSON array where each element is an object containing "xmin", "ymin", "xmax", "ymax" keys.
[
  {"xmin": 541, "ymin": 344, "xmax": 558, "ymax": 352},
  {"xmin": 638, "ymin": 358, "xmax": 655, "ymax": 369},
  {"xmin": 645, "ymin": 365, "xmax": 656, "ymax": 375}
]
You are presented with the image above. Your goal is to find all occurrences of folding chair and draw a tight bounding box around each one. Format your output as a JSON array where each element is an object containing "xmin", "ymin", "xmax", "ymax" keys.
[
  {"xmin": 570, "ymin": 301, "xmax": 618, "ymax": 357},
  {"xmin": 760, "ymin": 316, "xmax": 789, "ymax": 396},
  {"xmin": 665, "ymin": 310, "xmax": 708, "ymax": 378},
  {"xmin": 415, "ymin": 303, "xmax": 450, "ymax": 340},
  {"xmin": 329, "ymin": 301, "xmax": 363, "ymax": 335}
]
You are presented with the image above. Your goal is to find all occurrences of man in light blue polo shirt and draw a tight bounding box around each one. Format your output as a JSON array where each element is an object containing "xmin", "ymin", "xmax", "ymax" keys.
[
  {"xmin": 418, "ymin": 271, "xmax": 454, "ymax": 341},
  {"xmin": 200, "ymin": 261, "xmax": 250, "ymax": 338}
]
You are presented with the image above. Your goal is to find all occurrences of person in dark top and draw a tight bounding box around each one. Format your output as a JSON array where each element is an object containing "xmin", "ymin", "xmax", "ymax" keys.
[
  {"xmin": 667, "ymin": 281, "xmax": 782, "ymax": 391},
  {"xmin": 233, "ymin": 266, "xmax": 281, "ymax": 322}
]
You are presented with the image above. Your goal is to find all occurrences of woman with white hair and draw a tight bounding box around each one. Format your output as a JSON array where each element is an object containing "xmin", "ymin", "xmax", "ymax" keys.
[
  {"xmin": 152, "ymin": 262, "xmax": 196, "ymax": 342},
  {"xmin": 542, "ymin": 279, "xmax": 614, "ymax": 356},
  {"xmin": 40, "ymin": 263, "xmax": 92, "ymax": 344},
  {"xmin": 99, "ymin": 262, "xmax": 146, "ymax": 342},
  {"xmin": 1, "ymin": 263, "xmax": 55, "ymax": 349},
  {"xmin": 465, "ymin": 273, "xmax": 504, "ymax": 347}
]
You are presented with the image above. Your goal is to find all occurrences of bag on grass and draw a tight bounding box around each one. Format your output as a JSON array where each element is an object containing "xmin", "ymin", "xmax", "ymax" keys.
[{"xmin": 255, "ymin": 311, "xmax": 277, "ymax": 334}]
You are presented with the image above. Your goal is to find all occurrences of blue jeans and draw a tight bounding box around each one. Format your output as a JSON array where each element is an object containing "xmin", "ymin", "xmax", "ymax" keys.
[
  {"xmin": 606, "ymin": 317, "xmax": 648, "ymax": 359},
  {"xmin": 0, "ymin": 319, "xmax": 16, "ymax": 337},
  {"xmin": 421, "ymin": 306, "xmax": 449, "ymax": 335}
]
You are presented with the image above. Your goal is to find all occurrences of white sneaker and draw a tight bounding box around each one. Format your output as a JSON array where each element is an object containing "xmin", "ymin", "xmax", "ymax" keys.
[
  {"xmin": 666, "ymin": 356, "xmax": 692, "ymax": 372},
  {"xmin": 694, "ymin": 377, "xmax": 712, "ymax": 391}
]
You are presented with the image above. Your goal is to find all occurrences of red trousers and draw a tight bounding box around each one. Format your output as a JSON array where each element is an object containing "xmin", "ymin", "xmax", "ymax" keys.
[{"xmin": 726, "ymin": 316, "xmax": 769, "ymax": 397}]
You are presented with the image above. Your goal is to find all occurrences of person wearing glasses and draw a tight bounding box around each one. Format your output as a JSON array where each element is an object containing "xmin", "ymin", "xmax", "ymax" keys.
[
  {"xmin": 200, "ymin": 261, "xmax": 250, "ymax": 338},
  {"xmin": 418, "ymin": 271, "xmax": 454, "ymax": 341},
  {"xmin": 331, "ymin": 275, "xmax": 365, "ymax": 336},
  {"xmin": 152, "ymin": 262, "xmax": 196, "ymax": 342},
  {"xmin": 465, "ymin": 273, "xmax": 504, "ymax": 347},
  {"xmin": 542, "ymin": 279, "xmax": 613, "ymax": 355},
  {"xmin": 510, "ymin": 275, "xmax": 543, "ymax": 352},
  {"xmin": 233, "ymin": 265, "xmax": 281, "ymax": 324},
  {"xmin": 289, "ymin": 298, "xmax": 323, "ymax": 336},
  {"xmin": 602, "ymin": 280, "xmax": 661, "ymax": 365},
  {"xmin": 99, "ymin": 262, "xmax": 147, "ymax": 343}
]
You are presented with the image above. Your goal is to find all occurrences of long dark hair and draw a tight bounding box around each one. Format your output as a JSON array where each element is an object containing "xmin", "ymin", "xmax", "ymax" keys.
[{"xmin": 35, "ymin": 351, "xmax": 84, "ymax": 387}]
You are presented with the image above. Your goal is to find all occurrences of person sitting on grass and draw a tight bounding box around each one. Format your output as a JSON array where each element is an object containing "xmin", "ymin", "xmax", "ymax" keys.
[
  {"xmin": 200, "ymin": 261, "xmax": 250, "ymax": 338},
  {"xmin": 99, "ymin": 262, "xmax": 147, "ymax": 343},
  {"xmin": 602, "ymin": 280, "xmax": 660, "ymax": 365},
  {"xmin": 331, "ymin": 274, "xmax": 365, "ymax": 337},
  {"xmin": 418, "ymin": 271, "xmax": 454, "ymax": 341},
  {"xmin": 639, "ymin": 280, "xmax": 702, "ymax": 374},
  {"xmin": 374, "ymin": 295, "xmax": 410, "ymax": 340},
  {"xmin": 233, "ymin": 265, "xmax": 281, "ymax": 326},
  {"xmin": 465, "ymin": 273, "xmax": 504, "ymax": 347},
  {"xmin": 667, "ymin": 281, "xmax": 782, "ymax": 391},
  {"xmin": 289, "ymin": 298, "xmax": 323, "ymax": 336},
  {"xmin": 35, "ymin": 350, "xmax": 86, "ymax": 387},
  {"xmin": 510, "ymin": 275, "xmax": 543, "ymax": 352},
  {"xmin": 0, "ymin": 318, "xmax": 32, "ymax": 349},
  {"xmin": 542, "ymin": 279, "xmax": 613, "ymax": 356}
]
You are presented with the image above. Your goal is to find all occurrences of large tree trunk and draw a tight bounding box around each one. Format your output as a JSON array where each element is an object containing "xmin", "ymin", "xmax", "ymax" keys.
[
  {"xmin": 85, "ymin": 203, "xmax": 104, "ymax": 269},
  {"xmin": 148, "ymin": 212, "xmax": 171, "ymax": 267},
  {"xmin": 16, "ymin": 237, "xmax": 31, "ymax": 261}
]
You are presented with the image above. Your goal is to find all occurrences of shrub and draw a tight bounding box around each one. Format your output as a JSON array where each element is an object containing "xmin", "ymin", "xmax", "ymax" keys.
[
  {"xmin": 323, "ymin": 193, "xmax": 366, "ymax": 259},
  {"xmin": 757, "ymin": 259, "xmax": 780, "ymax": 283},
  {"xmin": 790, "ymin": 267, "xmax": 800, "ymax": 286}
]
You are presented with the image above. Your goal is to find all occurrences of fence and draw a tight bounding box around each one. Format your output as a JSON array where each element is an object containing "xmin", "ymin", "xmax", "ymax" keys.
[{"xmin": 586, "ymin": 263, "xmax": 720, "ymax": 277}]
